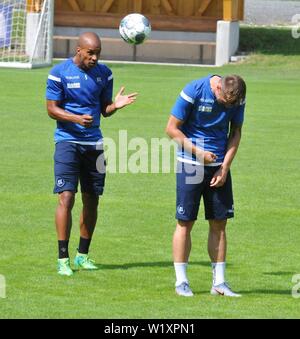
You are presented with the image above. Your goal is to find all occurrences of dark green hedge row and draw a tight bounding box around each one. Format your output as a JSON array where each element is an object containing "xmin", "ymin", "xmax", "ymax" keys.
[{"xmin": 239, "ymin": 26, "xmax": 300, "ymax": 55}]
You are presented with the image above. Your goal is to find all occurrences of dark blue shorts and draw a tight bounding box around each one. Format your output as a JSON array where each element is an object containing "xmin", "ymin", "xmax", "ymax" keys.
[
  {"xmin": 54, "ymin": 142, "xmax": 106, "ymax": 196},
  {"xmin": 176, "ymin": 162, "xmax": 234, "ymax": 221}
]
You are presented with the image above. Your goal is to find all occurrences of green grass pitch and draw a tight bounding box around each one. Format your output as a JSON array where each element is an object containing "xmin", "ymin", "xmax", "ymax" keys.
[{"xmin": 0, "ymin": 55, "xmax": 299, "ymax": 318}]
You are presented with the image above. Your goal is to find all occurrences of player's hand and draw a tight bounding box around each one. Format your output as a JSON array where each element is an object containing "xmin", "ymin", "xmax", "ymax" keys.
[
  {"xmin": 195, "ymin": 149, "xmax": 217, "ymax": 164},
  {"xmin": 76, "ymin": 115, "xmax": 93, "ymax": 128},
  {"xmin": 204, "ymin": 151, "xmax": 218, "ymax": 165},
  {"xmin": 115, "ymin": 86, "xmax": 138, "ymax": 109},
  {"xmin": 210, "ymin": 166, "xmax": 228, "ymax": 188}
]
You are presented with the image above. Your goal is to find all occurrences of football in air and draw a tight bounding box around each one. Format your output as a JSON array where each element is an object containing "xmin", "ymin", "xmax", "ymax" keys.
[{"xmin": 119, "ymin": 13, "xmax": 151, "ymax": 45}]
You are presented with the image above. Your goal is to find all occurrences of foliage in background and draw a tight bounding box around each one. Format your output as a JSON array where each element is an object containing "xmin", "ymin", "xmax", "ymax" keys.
[{"xmin": 239, "ymin": 25, "xmax": 300, "ymax": 55}]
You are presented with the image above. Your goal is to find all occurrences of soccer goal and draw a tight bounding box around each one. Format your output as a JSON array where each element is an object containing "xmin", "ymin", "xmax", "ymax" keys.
[{"xmin": 0, "ymin": 0, "xmax": 54, "ymax": 68}]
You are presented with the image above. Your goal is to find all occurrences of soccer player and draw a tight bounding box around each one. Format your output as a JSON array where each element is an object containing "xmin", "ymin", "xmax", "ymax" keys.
[
  {"xmin": 46, "ymin": 32, "xmax": 137, "ymax": 276},
  {"xmin": 166, "ymin": 74, "xmax": 246, "ymax": 297}
]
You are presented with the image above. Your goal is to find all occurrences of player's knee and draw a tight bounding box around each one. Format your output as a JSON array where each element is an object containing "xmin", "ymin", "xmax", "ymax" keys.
[
  {"xmin": 82, "ymin": 193, "xmax": 99, "ymax": 210},
  {"xmin": 58, "ymin": 192, "xmax": 75, "ymax": 210},
  {"xmin": 177, "ymin": 219, "xmax": 195, "ymax": 230},
  {"xmin": 209, "ymin": 219, "xmax": 227, "ymax": 233}
]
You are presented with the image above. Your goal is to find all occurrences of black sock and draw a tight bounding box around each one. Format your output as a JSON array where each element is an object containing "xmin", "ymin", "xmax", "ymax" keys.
[
  {"xmin": 58, "ymin": 240, "xmax": 69, "ymax": 259},
  {"xmin": 78, "ymin": 237, "xmax": 92, "ymax": 255}
]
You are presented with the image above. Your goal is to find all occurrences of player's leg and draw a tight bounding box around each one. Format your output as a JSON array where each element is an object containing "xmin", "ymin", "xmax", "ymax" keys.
[
  {"xmin": 54, "ymin": 142, "xmax": 80, "ymax": 276},
  {"xmin": 208, "ymin": 218, "xmax": 227, "ymax": 285},
  {"xmin": 74, "ymin": 145, "xmax": 106, "ymax": 270},
  {"xmin": 173, "ymin": 161, "xmax": 203, "ymax": 297},
  {"xmin": 204, "ymin": 169, "xmax": 240, "ymax": 297},
  {"xmin": 173, "ymin": 220, "xmax": 194, "ymax": 263},
  {"xmin": 208, "ymin": 219, "xmax": 227, "ymax": 263},
  {"xmin": 173, "ymin": 220, "xmax": 195, "ymax": 296},
  {"xmin": 80, "ymin": 192, "xmax": 99, "ymax": 240},
  {"xmin": 74, "ymin": 193, "xmax": 99, "ymax": 270},
  {"xmin": 208, "ymin": 219, "xmax": 240, "ymax": 297},
  {"xmin": 56, "ymin": 191, "xmax": 76, "ymax": 246},
  {"xmin": 56, "ymin": 191, "xmax": 75, "ymax": 276}
]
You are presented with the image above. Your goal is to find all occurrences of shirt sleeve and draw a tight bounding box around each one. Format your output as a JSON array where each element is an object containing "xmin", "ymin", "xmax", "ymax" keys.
[
  {"xmin": 46, "ymin": 66, "xmax": 64, "ymax": 101},
  {"xmin": 231, "ymin": 102, "xmax": 245, "ymax": 126},
  {"xmin": 100, "ymin": 68, "xmax": 113, "ymax": 105},
  {"xmin": 171, "ymin": 82, "xmax": 196, "ymax": 121}
]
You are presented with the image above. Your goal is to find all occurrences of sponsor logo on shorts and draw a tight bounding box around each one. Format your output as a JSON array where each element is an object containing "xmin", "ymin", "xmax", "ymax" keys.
[
  {"xmin": 177, "ymin": 205, "xmax": 185, "ymax": 215},
  {"xmin": 57, "ymin": 178, "xmax": 65, "ymax": 188}
]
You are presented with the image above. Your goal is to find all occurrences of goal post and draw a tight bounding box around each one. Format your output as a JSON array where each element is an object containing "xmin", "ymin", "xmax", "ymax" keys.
[{"xmin": 0, "ymin": 0, "xmax": 54, "ymax": 69}]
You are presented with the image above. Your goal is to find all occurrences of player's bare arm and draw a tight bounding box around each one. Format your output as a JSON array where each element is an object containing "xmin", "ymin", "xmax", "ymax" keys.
[
  {"xmin": 223, "ymin": 123, "xmax": 242, "ymax": 170},
  {"xmin": 210, "ymin": 123, "xmax": 242, "ymax": 188},
  {"xmin": 47, "ymin": 100, "xmax": 93, "ymax": 127},
  {"xmin": 166, "ymin": 115, "xmax": 217, "ymax": 165},
  {"xmin": 102, "ymin": 87, "xmax": 138, "ymax": 118}
]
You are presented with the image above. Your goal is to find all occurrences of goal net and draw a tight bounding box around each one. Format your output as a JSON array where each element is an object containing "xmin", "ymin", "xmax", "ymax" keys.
[{"xmin": 0, "ymin": 0, "xmax": 54, "ymax": 68}]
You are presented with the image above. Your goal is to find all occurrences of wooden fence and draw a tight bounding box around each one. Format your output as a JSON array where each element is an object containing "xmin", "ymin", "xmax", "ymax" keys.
[{"xmin": 52, "ymin": 0, "xmax": 244, "ymax": 32}]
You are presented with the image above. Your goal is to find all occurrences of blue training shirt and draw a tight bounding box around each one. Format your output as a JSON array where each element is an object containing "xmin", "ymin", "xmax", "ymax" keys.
[
  {"xmin": 46, "ymin": 58, "xmax": 113, "ymax": 143},
  {"xmin": 171, "ymin": 75, "xmax": 245, "ymax": 164}
]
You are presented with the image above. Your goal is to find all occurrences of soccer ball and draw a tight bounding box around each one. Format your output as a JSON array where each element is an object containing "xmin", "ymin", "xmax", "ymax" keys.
[{"xmin": 119, "ymin": 13, "xmax": 151, "ymax": 45}]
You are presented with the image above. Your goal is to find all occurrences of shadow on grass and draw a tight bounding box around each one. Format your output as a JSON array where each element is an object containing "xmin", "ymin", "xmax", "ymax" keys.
[
  {"xmin": 73, "ymin": 264, "xmax": 292, "ymax": 296},
  {"xmin": 263, "ymin": 271, "xmax": 295, "ymax": 276},
  {"xmin": 95, "ymin": 261, "xmax": 213, "ymax": 270},
  {"xmin": 191, "ymin": 289, "xmax": 292, "ymax": 296},
  {"xmin": 237, "ymin": 289, "xmax": 291, "ymax": 296}
]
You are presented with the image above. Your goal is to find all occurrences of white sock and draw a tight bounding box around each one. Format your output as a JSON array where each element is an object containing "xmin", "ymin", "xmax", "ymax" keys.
[
  {"xmin": 174, "ymin": 263, "xmax": 188, "ymax": 287},
  {"xmin": 212, "ymin": 262, "xmax": 226, "ymax": 286}
]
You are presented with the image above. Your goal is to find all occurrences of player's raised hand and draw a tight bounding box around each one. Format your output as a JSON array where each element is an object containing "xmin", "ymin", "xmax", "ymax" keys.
[{"xmin": 115, "ymin": 86, "xmax": 138, "ymax": 109}]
